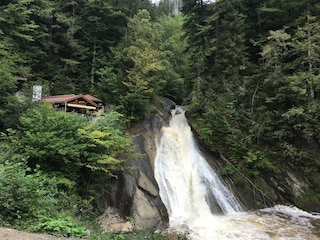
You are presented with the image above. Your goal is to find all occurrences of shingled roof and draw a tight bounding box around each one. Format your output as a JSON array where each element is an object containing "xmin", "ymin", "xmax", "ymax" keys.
[
  {"xmin": 41, "ymin": 94, "xmax": 103, "ymax": 111},
  {"xmin": 42, "ymin": 94, "xmax": 102, "ymax": 103}
]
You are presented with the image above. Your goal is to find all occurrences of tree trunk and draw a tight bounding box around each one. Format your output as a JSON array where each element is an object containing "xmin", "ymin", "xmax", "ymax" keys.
[{"xmin": 307, "ymin": 1, "xmax": 314, "ymax": 102}]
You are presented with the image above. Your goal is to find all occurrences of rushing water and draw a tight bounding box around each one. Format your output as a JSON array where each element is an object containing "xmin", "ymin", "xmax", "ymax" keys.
[{"xmin": 154, "ymin": 107, "xmax": 320, "ymax": 240}]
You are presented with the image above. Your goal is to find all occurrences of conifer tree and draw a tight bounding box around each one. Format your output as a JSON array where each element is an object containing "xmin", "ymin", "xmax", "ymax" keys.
[
  {"xmin": 119, "ymin": 9, "xmax": 165, "ymax": 120},
  {"xmin": 182, "ymin": 0, "xmax": 250, "ymax": 157}
]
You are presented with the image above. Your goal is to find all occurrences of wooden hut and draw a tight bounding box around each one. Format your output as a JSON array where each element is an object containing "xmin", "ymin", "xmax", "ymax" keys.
[{"xmin": 41, "ymin": 94, "xmax": 105, "ymax": 116}]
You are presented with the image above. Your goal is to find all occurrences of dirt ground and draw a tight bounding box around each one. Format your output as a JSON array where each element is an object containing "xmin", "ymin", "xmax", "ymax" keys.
[{"xmin": 0, "ymin": 227, "xmax": 82, "ymax": 240}]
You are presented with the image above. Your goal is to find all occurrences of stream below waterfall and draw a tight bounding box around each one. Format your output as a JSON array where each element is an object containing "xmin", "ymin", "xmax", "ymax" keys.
[{"xmin": 154, "ymin": 107, "xmax": 320, "ymax": 240}]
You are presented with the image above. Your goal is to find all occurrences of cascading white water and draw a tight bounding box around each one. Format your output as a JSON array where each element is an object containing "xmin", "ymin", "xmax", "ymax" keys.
[
  {"xmin": 154, "ymin": 107, "xmax": 320, "ymax": 239},
  {"xmin": 172, "ymin": 0, "xmax": 182, "ymax": 15},
  {"xmin": 155, "ymin": 107, "xmax": 242, "ymax": 218}
]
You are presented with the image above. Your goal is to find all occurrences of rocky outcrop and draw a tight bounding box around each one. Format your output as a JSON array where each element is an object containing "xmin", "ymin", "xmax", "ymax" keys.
[
  {"xmin": 126, "ymin": 112, "xmax": 169, "ymax": 230},
  {"xmin": 99, "ymin": 100, "xmax": 175, "ymax": 232},
  {"xmin": 260, "ymin": 166, "xmax": 320, "ymax": 212},
  {"xmin": 131, "ymin": 185, "xmax": 161, "ymax": 229}
]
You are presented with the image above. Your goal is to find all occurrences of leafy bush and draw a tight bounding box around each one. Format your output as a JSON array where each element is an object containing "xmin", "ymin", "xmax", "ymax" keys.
[
  {"xmin": 15, "ymin": 104, "xmax": 134, "ymax": 182},
  {"xmin": 31, "ymin": 214, "xmax": 87, "ymax": 238},
  {"xmin": 17, "ymin": 103, "xmax": 87, "ymax": 180},
  {"xmin": 0, "ymin": 159, "xmax": 56, "ymax": 228},
  {"xmin": 0, "ymin": 104, "xmax": 136, "ymax": 236}
]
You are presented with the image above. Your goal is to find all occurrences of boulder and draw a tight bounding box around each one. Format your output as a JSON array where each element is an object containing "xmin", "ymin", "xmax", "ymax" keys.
[{"xmin": 132, "ymin": 187, "xmax": 162, "ymax": 230}]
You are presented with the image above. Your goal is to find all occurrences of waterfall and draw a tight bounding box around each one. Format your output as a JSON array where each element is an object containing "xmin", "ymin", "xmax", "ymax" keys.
[
  {"xmin": 172, "ymin": 0, "xmax": 182, "ymax": 15},
  {"xmin": 150, "ymin": 0, "xmax": 183, "ymax": 15},
  {"xmin": 154, "ymin": 107, "xmax": 242, "ymax": 222},
  {"xmin": 154, "ymin": 107, "xmax": 320, "ymax": 239}
]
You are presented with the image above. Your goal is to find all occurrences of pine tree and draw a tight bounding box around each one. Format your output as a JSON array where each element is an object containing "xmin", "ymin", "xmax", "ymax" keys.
[{"xmin": 119, "ymin": 9, "xmax": 165, "ymax": 120}]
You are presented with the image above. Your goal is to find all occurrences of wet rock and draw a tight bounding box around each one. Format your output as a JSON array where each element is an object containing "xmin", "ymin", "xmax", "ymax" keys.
[{"xmin": 138, "ymin": 171, "xmax": 158, "ymax": 197}]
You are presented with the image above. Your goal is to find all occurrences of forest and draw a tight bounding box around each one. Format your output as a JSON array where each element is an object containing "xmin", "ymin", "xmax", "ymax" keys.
[{"xmin": 1, "ymin": 0, "xmax": 320, "ymax": 238}]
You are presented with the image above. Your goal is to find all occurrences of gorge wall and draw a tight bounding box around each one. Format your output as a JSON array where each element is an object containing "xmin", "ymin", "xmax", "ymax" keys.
[{"xmin": 99, "ymin": 99, "xmax": 175, "ymax": 230}]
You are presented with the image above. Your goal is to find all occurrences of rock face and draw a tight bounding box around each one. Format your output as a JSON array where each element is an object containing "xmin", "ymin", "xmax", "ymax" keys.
[
  {"xmin": 261, "ymin": 166, "xmax": 319, "ymax": 211},
  {"xmin": 127, "ymin": 112, "xmax": 169, "ymax": 230},
  {"xmin": 99, "ymin": 100, "xmax": 175, "ymax": 231}
]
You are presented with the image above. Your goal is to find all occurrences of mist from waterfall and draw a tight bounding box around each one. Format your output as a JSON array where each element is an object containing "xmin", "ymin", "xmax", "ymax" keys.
[{"xmin": 154, "ymin": 107, "xmax": 320, "ymax": 240}]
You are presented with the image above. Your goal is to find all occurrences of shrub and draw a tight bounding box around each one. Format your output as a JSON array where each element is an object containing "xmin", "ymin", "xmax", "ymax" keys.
[
  {"xmin": 0, "ymin": 160, "xmax": 56, "ymax": 228},
  {"xmin": 31, "ymin": 214, "xmax": 87, "ymax": 238}
]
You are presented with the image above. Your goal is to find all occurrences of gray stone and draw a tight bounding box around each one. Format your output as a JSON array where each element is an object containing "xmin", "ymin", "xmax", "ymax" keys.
[
  {"xmin": 132, "ymin": 188, "xmax": 162, "ymax": 230},
  {"xmin": 138, "ymin": 170, "xmax": 158, "ymax": 197}
]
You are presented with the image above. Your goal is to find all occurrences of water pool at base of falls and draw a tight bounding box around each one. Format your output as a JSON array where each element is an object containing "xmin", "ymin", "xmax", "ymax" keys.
[
  {"xmin": 154, "ymin": 107, "xmax": 320, "ymax": 240},
  {"xmin": 166, "ymin": 205, "xmax": 320, "ymax": 240}
]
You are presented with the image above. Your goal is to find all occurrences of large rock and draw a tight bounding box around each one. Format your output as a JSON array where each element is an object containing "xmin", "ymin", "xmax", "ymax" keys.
[
  {"xmin": 132, "ymin": 187, "xmax": 161, "ymax": 230},
  {"xmin": 126, "ymin": 111, "xmax": 170, "ymax": 230},
  {"xmin": 99, "ymin": 101, "xmax": 174, "ymax": 231}
]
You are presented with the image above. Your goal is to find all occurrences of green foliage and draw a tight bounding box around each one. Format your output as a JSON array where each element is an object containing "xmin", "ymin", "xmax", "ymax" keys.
[
  {"xmin": 0, "ymin": 161, "xmax": 47, "ymax": 227},
  {"xmin": 221, "ymin": 164, "xmax": 236, "ymax": 176},
  {"xmin": 31, "ymin": 214, "xmax": 86, "ymax": 238},
  {"xmin": 184, "ymin": 0, "xmax": 320, "ymax": 197},
  {"xmin": 105, "ymin": 10, "xmax": 190, "ymax": 121},
  {"xmin": 0, "ymin": 40, "xmax": 30, "ymax": 130},
  {"xmin": 0, "ymin": 147, "xmax": 58, "ymax": 228},
  {"xmin": 157, "ymin": 15, "xmax": 190, "ymax": 103},
  {"xmin": 80, "ymin": 109, "xmax": 133, "ymax": 175},
  {"xmin": 0, "ymin": 139, "xmax": 91, "ymax": 231},
  {"xmin": 16, "ymin": 103, "xmax": 132, "ymax": 179},
  {"xmin": 118, "ymin": 9, "xmax": 165, "ymax": 121},
  {"xmin": 17, "ymin": 103, "xmax": 87, "ymax": 180},
  {"xmin": 78, "ymin": 123, "xmax": 132, "ymax": 176},
  {"xmin": 0, "ymin": 104, "xmax": 134, "ymax": 235}
]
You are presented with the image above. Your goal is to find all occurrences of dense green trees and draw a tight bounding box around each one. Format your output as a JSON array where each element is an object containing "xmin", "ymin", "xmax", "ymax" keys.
[
  {"xmin": 0, "ymin": 0, "xmax": 189, "ymax": 123},
  {"xmin": 99, "ymin": 9, "xmax": 189, "ymax": 121},
  {"xmin": 182, "ymin": 0, "xmax": 251, "ymax": 156},
  {"xmin": 182, "ymin": 0, "xmax": 320, "ymax": 205},
  {"xmin": 0, "ymin": 0, "xmax": 128, "ymax": 95},
  {"xmin": 120, "ymin": 9, "xmax": 165, "ymax": 119},
  {"xmin": 0, "ymin": 41, "xmax": 29, "ymax": 130}
]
